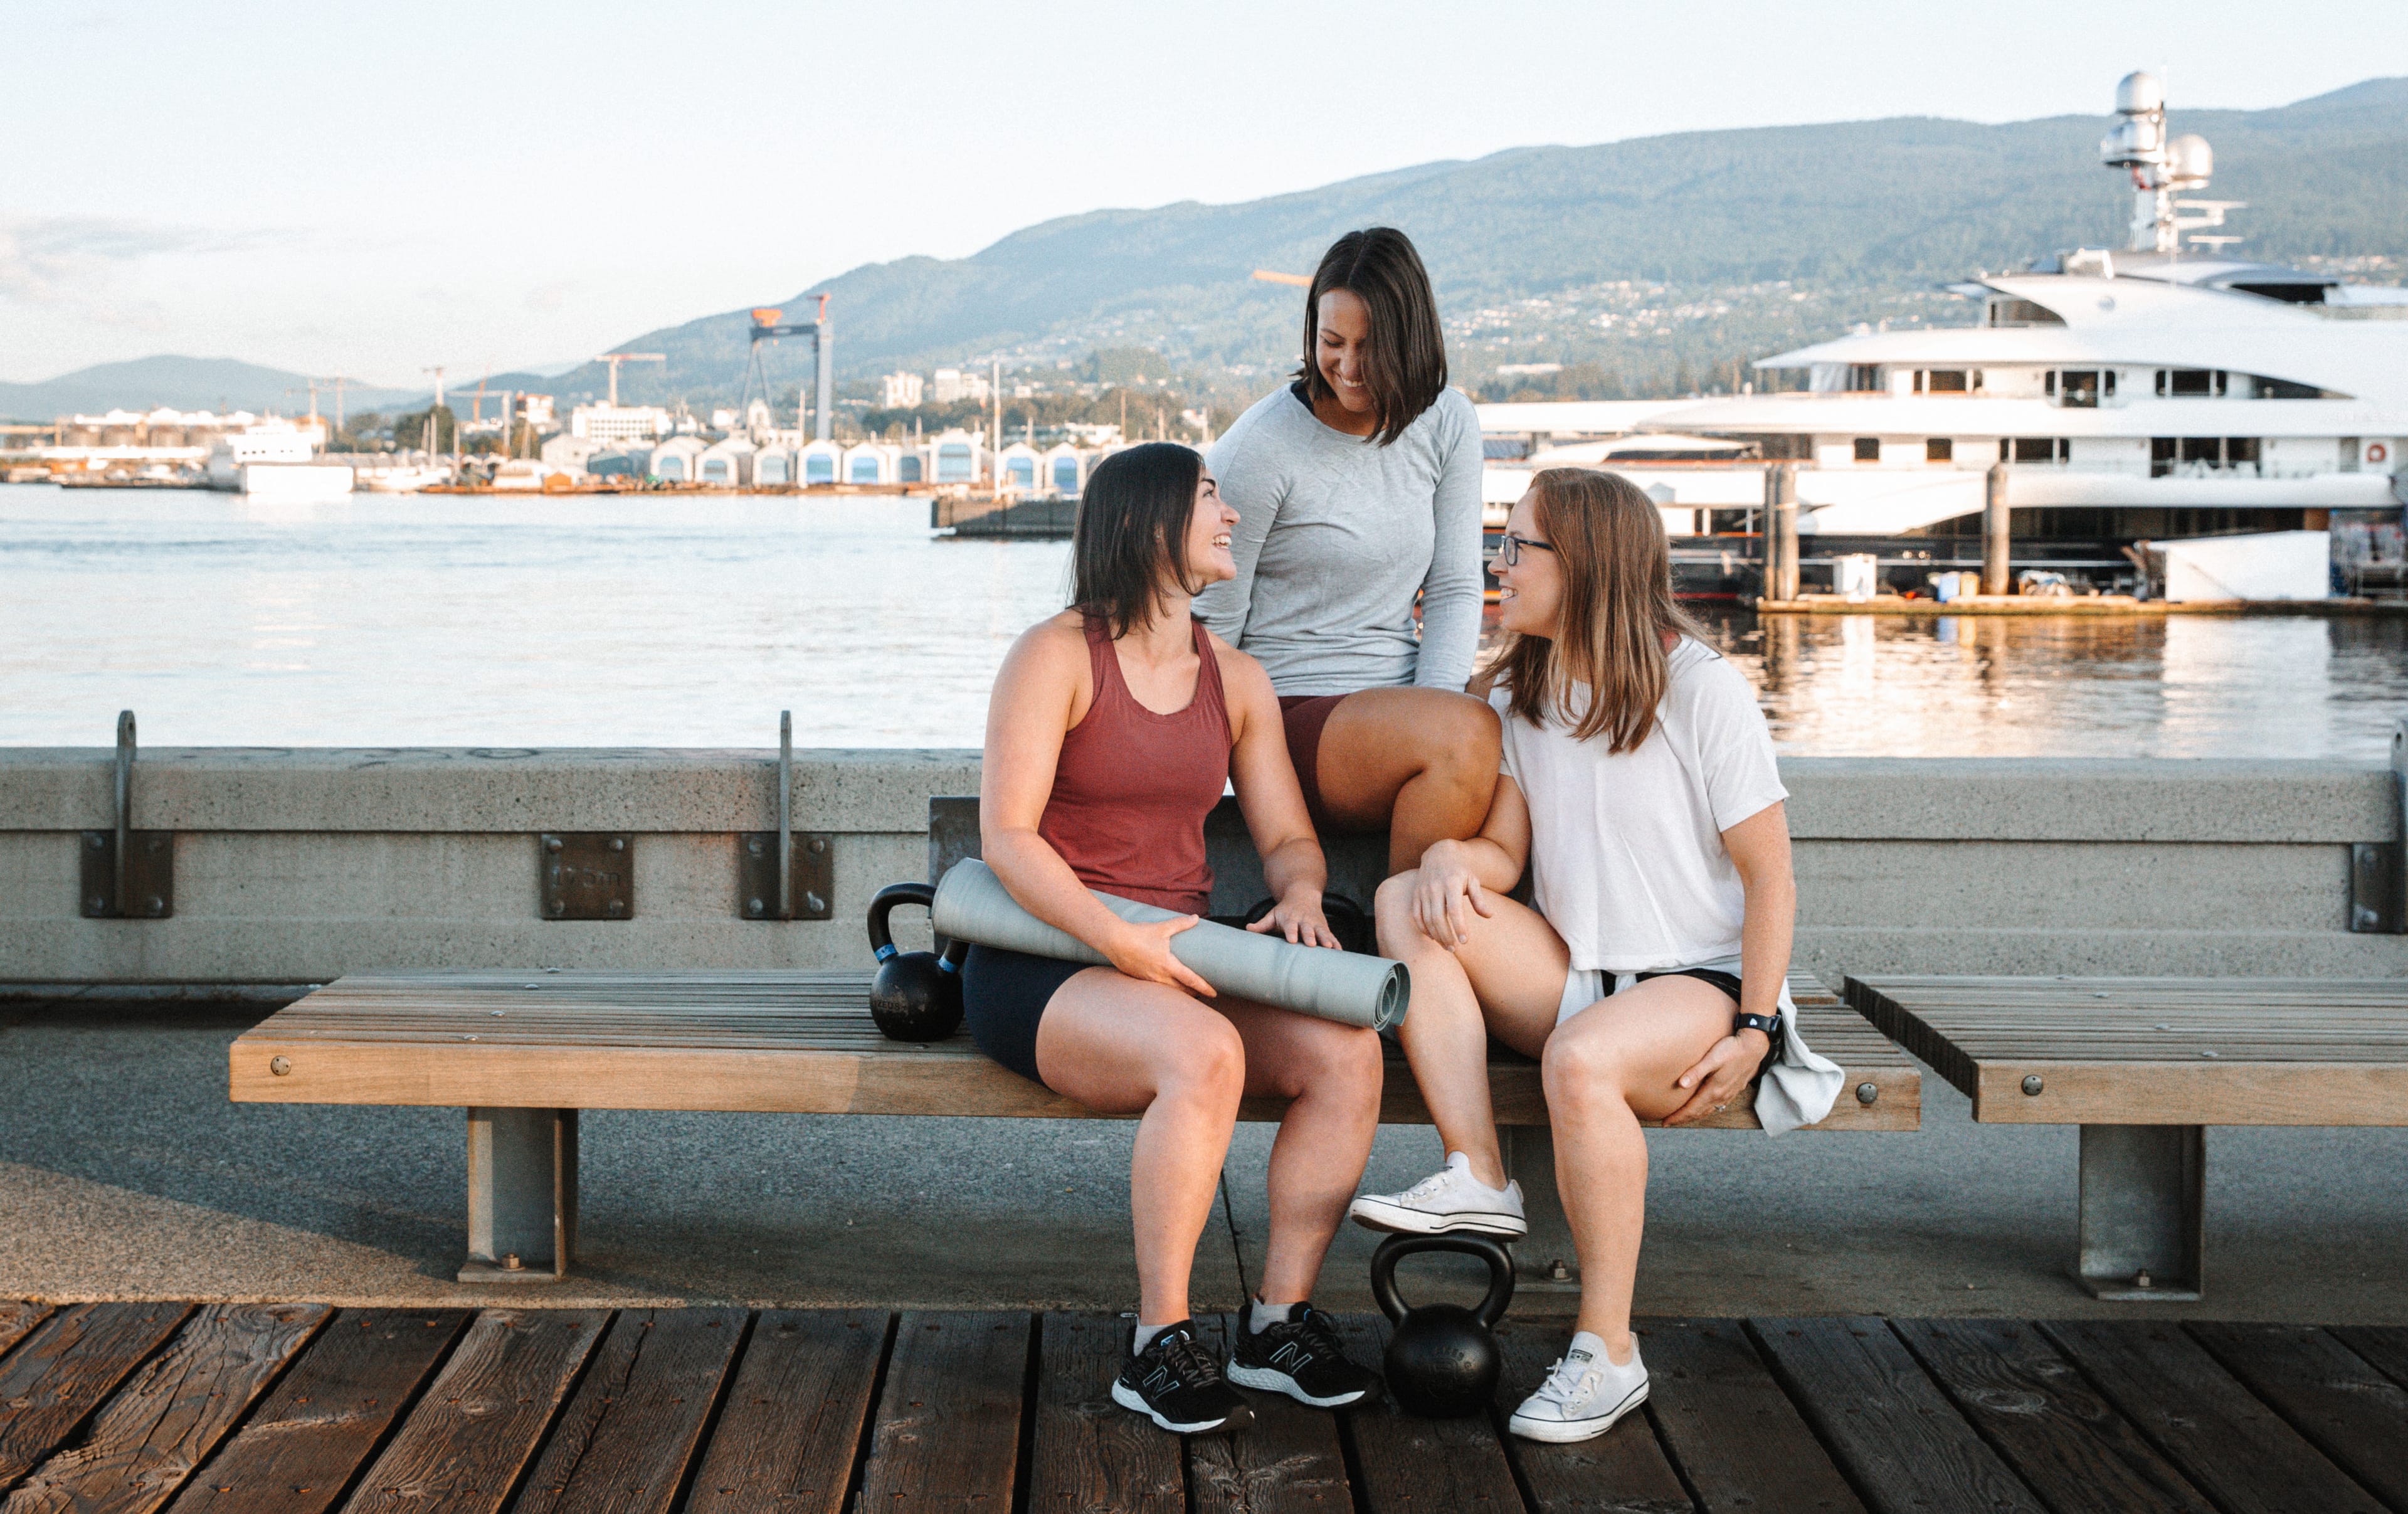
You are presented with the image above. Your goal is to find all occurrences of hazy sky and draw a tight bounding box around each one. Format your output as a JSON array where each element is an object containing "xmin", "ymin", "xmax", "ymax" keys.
[{"xmin": 6, "ymin": 0, "xmax": 2403, "ymax": 385}]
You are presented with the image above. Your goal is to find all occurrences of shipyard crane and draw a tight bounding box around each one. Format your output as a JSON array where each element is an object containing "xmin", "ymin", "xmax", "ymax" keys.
[
  {"xmin": 734, "ymin": 295, "xmax": 832, "ymax": 441},
  {"xmin": 598, "ymin": 352, "xmax": 665, "ymax": 406}
]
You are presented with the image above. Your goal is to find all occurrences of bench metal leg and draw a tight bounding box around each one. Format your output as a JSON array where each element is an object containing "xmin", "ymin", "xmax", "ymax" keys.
[
  {"xmin": 458, "ymin": 1107, "xmax": 578, "ymax": 1283},
  {"xmin": 1501, "ymin": 1125, "xmax": 1580, "ymax": 1290},
  {"xmin": 2073, "ymin": 1123, "xmax": 2203, "ymax": 1301}
]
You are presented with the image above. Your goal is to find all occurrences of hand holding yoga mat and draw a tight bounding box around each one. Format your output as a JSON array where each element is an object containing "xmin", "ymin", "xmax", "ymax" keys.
[{"xmin": 931, "ymin": 858, "xmax": 1409, "ymax": 1031}]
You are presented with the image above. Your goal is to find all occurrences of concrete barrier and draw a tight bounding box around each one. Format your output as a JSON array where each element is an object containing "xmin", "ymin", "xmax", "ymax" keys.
[{"xmin": 2, "ymin": 746, "xmax": 2402, "ymax": 992}]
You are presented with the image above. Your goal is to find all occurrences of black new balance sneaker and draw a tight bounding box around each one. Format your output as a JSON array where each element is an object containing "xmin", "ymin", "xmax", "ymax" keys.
[
  {"xmin": 1226, "ymin": 1301, "xmax": 1381, "ymax": 1407},
  {"xmin": 1112, "ymin": 1321, "xmax": 1255, "ymax": 1434}
]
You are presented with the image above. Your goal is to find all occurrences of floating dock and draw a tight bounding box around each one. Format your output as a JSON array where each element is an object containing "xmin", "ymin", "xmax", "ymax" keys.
[{"xmin": 1756, "ymin": 593, "xmax": 2408, "ymax": 616}]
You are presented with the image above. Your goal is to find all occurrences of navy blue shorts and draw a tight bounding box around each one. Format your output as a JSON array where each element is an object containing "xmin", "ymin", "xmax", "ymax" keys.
[{"xmin": 961, "ymin": 943, "xmax": 1089, "ymax": 1086}]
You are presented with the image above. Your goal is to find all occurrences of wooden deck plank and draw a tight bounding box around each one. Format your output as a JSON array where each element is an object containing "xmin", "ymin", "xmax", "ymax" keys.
[
  {"xmin": 1188, "ymin": 1314, "xmax": 1351, "ymax": 1514},
  {"xmin": 2187, "ymin": 1323, "xmax": 2408, "ymax": 1510},
  {"xmin": 512, "ymin": 1307, "xmax": 745, "ymax": 1514},
  {"xmin": 1892, "ymin": 1318, "xmax": 2214, "ymax": 1514},
  {"xmin": 855, "ymin": 1311, "xmax": 1030, "ymax": 1513},
  {"xmin": 162, "ymin": 1310, "xmax": 470, "ymax": 1514},
  {"xmin": 1, "ymin": 1303, "xmax": 327, "ymax": 1514},
  {"xmin": 1748, "ymin": 1317, "xmax": 2046, "ymax": 1514},
  {"xmin": 1489, "ymin": 1319, "xmax": 1692, "ymax": 1513},
  {"xmin": 1639, "ymin": 1318, "xmax": 1862, "ymax": 1514},
  {"xmin": 2328, "ymin": 1326, "xmax": 2408, "ymax": 1394},
  {"xmin": 0, "ymin": 1305, "xmax": 195, "ymax": 1488},
  {"xmin": 2037, "ymin": 1321, "xmax": 2384, "ymax": 1514},
  {"xmin": 1025, "ymin": 1314, "xmax": 1182, "ymax": 1514},
  {"xmin": 341, "ymin": 1308, "xmax": 608, "ymax": 1514},
  {"xmin": 1326, "ymin": 1313, "xmax": 1521, "ymax": 1513},
  {"xmin": 684, "ymin": 1311, "xmax": 888, "ymax": 1514},
  {"xmin": 0, "ymin": 1307, "xmax": 51, "ymax": 1368}
]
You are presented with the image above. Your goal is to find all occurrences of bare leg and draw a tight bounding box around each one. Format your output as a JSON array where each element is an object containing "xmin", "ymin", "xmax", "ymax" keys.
[
  {"xmin": 1373, "ymin": 871, "xmax": 1566, "ymax": 1188},
  {"xmin": 1312, "ymin": 688, "xmax": 1502, "ymax": 874},
  {"xmin": 1537, "ymin": 978, "xmax": 1734, "ymax": 1360},
  {"xmin": 1035, "ymin": 967, "xmax": 1247, "ymax": 1326},
  {"xmin": 1215, "ymin": 999, "xmax": 1385, "ymax": 1305}
]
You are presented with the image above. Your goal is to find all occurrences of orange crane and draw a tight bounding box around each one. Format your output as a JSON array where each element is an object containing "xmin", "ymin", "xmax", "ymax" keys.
[{"xmin": 598, "ymin": 352, "xmax": 665, "ymax": 406}]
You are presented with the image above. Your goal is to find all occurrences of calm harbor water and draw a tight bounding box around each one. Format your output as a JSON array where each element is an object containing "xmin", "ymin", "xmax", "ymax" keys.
[{"xmin": 4, "ymin": 485, "xmax": 2403, "ymax": 758}]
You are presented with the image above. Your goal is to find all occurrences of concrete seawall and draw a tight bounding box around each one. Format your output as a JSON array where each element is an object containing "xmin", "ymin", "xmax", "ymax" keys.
[{"xmin": 3, "ymin": 745, "xmax": 2403, "ymax": 991}]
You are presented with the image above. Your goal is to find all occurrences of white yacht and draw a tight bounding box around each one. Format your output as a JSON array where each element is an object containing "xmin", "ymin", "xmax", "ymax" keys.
[{"xmin": 1482, "ymin": 72, "xmax": 2408, "ymax": 596}]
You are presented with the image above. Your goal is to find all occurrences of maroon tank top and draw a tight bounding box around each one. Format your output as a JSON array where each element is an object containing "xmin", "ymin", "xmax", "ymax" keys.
[{"xmin": 1037, "ymin": 615, "xmax": 1232, "ymax": 915}]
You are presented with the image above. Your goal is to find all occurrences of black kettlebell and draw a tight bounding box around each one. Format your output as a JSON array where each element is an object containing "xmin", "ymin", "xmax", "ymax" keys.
[
  {"xmin": 1370, "ymin": 1232, "xmax": 1516, "ymax": 1418},
  {"xmin": 866, "ymin": 882, "xmax": 966, "ymax": 1042}
]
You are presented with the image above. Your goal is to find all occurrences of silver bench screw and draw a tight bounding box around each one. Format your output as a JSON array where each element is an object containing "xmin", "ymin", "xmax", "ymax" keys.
[
  {"xmin": 1855, "ymin": 1082, "xmax": 1879, "ymax": 1104},
  {"xmin": 269, "ymin": 1057, "xmax": 291, "ymax": 1076},
  {"xmin": 2021, "ymin": 1074, "xmax": 2045, "ymax": 1096}
]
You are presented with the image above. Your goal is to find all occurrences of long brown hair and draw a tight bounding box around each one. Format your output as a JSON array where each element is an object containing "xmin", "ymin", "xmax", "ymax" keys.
[
  {"xmin": 1294, "ymin": 227, "xmax": 1448, "ymax": 447},
  {"xmin": 1070, "ymin": 442, "xmax": 1205, "ymax": 637},
  {"xmin": 1494, "ymin": 467, "xmax": 1708, "ymax": 752}
]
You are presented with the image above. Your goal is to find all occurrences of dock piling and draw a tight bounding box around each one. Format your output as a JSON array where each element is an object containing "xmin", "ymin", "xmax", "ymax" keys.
[{"xmin": 1983, "ymin": 463, "xmax": 2012, "ymax": 595}]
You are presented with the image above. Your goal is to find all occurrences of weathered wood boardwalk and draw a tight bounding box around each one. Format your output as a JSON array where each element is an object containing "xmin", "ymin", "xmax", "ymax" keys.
[{"xmin": 0, "ymin": 1300, "xmax": 2400, "ymax": 1512}]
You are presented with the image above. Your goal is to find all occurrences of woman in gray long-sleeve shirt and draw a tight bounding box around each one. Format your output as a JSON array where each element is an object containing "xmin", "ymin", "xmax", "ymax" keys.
[{"xmin": 1195, "ymin": 228, "xmax": 1499, "ymax": 876}]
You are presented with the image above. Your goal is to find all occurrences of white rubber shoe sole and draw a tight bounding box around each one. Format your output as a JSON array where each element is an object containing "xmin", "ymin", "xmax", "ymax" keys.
[
  {"xmin": 1225, "ymin": 1362, "xmax": 1373, "ymax": 1408},
  {"xmin": 1508, "ymin": 1380, "xmax": 1648, "ymax": 1443},
  {"xmin": 1347, "ymin": 1194, "xmax": 1528, "ymax": 1238},
  {"xmin": 1110, "ymin": 1379, "xmax": 1252, "ymax": 1434}
]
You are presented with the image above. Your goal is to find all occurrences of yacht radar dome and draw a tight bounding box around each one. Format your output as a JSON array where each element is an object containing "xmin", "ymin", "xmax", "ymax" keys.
[{"xmin": 2099, "ymin": 71, "xmax": 2235, "ymax": 254}]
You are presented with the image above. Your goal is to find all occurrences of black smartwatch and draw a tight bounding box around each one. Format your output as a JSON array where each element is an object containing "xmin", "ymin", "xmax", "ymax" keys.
[{"xmin": 1734, "ymin": 1011, "xmax": 1782, "ymax": 1042}]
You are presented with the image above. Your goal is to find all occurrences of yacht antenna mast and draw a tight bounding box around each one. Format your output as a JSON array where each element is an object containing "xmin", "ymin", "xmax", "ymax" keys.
[{"xmin": 2099, "ymin": 71, "xmax": 2236, "ymax": 253}]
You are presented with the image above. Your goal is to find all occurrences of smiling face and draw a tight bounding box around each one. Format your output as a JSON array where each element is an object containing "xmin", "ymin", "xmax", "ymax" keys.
[
  {"xmin": 1178, "ymin": 468, "xmax": 1238, "ymax": 589},
  {"xmin": 1492, "ymin": 491, "xmax": 1564, "ymax": 637},
  {"xmin": 1314, "ymin": 288, "xmax": 1376, "ymax": 417}
]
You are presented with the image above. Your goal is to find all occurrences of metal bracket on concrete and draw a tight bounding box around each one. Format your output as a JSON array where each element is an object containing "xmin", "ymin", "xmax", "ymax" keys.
[
  {"xmin": 459, "ymin": 1106, "xmax": 578, "ymax": 1282},
  {"xmin": 739, "ymin": 711, "xmax": 832, "ymax": 919},
  {"xmin": 2365, "ymin": 721, "xmax": 2408, "ymax": 933},
  {"xmin": 1501, "ymin": 1125, "xmax": 1579, "ymax": 1290},
  {"xmin": 2073, "ymin": 1123, "xmax": 2204, "ymax": 1301},
  {"xmin": 539, "ymin": 833, "xmax": 633, "ymax": 919},
  {"xmin": 81, "ymin": 709, "xmax": 174, "ymax": 919},
  {"xmin": 929, "ymin": 795, "xmax": 982, "ymax": 884},
  {"xmin": 739, "ymin": 832, "xmax": 833, "ymax": 919}
]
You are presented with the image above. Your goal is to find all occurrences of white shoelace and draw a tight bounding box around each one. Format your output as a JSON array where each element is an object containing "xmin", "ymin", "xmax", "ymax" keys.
[
  {"xmin": 1403, "ymin": 1170, "xmax": 1457, "ymax": 1200},
  {"xmin": 1533, "ymin": 1353, "xmax": 1603, "ymax": 1411}
]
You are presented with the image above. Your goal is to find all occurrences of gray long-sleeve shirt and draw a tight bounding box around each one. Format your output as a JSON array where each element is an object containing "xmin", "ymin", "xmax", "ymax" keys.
[{"xmin": 1195, "ymin": 384, "xmax": 1486, "ymax": 696}]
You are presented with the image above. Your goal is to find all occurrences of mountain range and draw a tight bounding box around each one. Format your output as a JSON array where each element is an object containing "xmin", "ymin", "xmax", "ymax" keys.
[
  {"xmin": 14, "ymin": 78, "xmax": 2406, "ymax": 420},
  {"xmin": 0, "ymin": 357, "xmax": 421, "ymax": 425}
]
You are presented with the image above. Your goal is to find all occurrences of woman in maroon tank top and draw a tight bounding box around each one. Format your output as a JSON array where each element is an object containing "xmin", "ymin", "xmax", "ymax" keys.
[{"xmin": 973, "ymin": 442, "xmax": 1384, "ymax": 1432}]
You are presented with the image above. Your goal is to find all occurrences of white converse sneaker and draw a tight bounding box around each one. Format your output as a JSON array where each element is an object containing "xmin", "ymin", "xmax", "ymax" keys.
[
  {"xmin": 1508, "ymin": 1332, "xmax": 1648, "ymax": 1443},
  {"xmin": 1347, "ymin": 1151, "xmax": 1527, "ymax": 1237}
]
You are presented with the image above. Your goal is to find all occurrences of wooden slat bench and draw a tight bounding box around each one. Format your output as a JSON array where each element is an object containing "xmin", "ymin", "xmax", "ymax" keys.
[
  {"xmin": 1849, "ymin": 974, "xmax": 2408, "ymax": 1301},
  {"xmin": 231, "ymin": 969, "xmax": 1918, "ymax": 1283}
]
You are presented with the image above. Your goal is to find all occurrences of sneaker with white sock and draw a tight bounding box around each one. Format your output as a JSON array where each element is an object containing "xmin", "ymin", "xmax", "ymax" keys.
[
  {"xmin": 1348, "ymin": 1151, "xmax": 1527, "ymax": 1237},
  {"xmin": 1508, "ymin": 1331, "xmax": 1648, "ymax": 1443}
]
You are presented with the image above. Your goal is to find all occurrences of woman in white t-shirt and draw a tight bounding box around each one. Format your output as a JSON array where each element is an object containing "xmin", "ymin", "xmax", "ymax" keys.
[{"xmin": 1349, "ymin": 466, "xmax": 1840, "ymax": 1445}]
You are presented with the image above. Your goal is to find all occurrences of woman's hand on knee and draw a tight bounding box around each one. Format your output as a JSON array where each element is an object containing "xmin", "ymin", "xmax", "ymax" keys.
[
  {"xmin": 1662, "ymin": 1030, "xmax": 1768, "ymax": 1126},
  {"xmin": 1412, "ymin": 840, "xmax": 1493, "ymax": 949},
  {"xmin": 1104, "ymin": 916, "xmax": 1216, "ymax": 998}
]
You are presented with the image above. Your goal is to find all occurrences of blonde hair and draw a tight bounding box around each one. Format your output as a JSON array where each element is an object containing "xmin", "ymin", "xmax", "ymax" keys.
[{"xmin": 1495, "ymin": 467, "xmax": 1707, "ymax": 752}]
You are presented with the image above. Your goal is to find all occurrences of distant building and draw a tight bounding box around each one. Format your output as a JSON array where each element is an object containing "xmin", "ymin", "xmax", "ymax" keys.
[
  {"xmin": 880, "ymin": 371, "xmax": 925, "ymax": 408},
  {"xmin": 570, "ymin": 403, "xmax": 671, "ymax": 442},
  {"xmin": 649, "ymin": 435, "xmax": 707, "ymax": 481},
  {"xmin": 931, "ymin": 368, "xmax": 990, "ymax": 405},
  {"xmin": 517, "ymin": 394, "xmax": 556, "ymax": 426},
  {"xmin": 541, "ymin": 435, "xmax": 604, "ymax": 476}
]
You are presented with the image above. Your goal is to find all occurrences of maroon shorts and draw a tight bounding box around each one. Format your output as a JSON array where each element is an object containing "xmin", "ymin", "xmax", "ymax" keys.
[{"xmin": 1278, "ymin": 693, "xmax": 1353, "ymax": 831}]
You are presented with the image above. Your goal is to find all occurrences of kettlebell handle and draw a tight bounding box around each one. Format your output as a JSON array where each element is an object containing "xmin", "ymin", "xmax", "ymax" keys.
[
  {"xmin": 867, "ymin": 882, "xmax": 965, "ymax": 968},
  {"xmin": 1367, "ymin": 1233, "xmax": 1516, "ymax": 1327}
]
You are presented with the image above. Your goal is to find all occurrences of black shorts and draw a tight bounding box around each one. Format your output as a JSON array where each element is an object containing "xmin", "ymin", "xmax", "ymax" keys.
[
  {"xmin": 961, "ymin": 943, "xmax": 1089, "ymax": 1086},
  {"xmin": 1629, "ymin": 968, "xmax": 1778, "ymax": 1084}
]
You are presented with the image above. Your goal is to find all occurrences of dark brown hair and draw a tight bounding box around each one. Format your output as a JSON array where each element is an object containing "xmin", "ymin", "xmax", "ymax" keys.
[
  {"xmin": 1295, "ymin": 227, "xmax": 1448, "ymax": 446},
  {"xmin": 1494, "ymin": 468, "xmax": 1708, "ymax": 752},
  {"xmin": 1069, "ymin": 442, "xmax": 1206, "ymax": 637}
]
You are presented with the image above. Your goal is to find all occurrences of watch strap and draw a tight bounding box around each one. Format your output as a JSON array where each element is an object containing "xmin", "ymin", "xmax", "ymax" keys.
[{"xmin": 1734, "ymin": 1010, "xmax": 1782, "ymax": 1040}]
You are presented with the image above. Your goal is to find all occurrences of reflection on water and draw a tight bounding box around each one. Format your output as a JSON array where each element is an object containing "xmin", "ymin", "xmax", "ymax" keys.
[
  {"xmin": 1703, "ymin": 609, "xmax": 2405, "ymax": 758},
  {"xmin": 3, "ymin": 486, "xmax": 2402, "ymax": 757}
]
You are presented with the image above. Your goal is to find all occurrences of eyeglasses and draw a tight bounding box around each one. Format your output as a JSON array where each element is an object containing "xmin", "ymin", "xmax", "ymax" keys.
[{"xmin": 1491, "ymin": 532, "xmax": 1557, "ymax": 568}]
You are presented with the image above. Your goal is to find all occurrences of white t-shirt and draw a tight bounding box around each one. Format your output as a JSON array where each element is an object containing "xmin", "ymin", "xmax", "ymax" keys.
[{"xmin": 1492, "ymin": 636, "xmax": 1787, "ymax": 973}]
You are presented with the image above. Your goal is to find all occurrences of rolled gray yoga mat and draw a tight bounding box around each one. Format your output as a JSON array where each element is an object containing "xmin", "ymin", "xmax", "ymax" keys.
[{"xmin": 931, "ymin": 857, "xmax": 1409, "ymax": 1031}]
